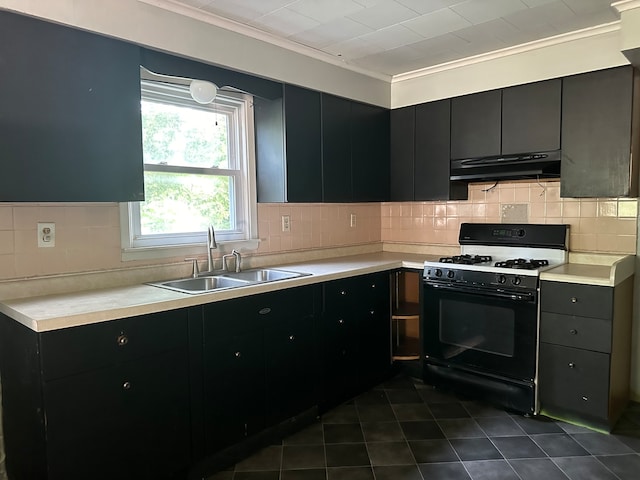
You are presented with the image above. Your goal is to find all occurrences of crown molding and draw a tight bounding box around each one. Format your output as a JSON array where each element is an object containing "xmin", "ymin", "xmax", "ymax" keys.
[
  {"xmin": 612, "ymin": 0, "xmax": 640, "ymax": 13},
  {"xmin": 137, "ymin": 0, "xmax": 391, "ymax": 82}
]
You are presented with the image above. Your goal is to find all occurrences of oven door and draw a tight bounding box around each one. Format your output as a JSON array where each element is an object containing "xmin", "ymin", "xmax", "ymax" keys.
[{"xmin": 423, "ymin": 281, "xmax": 537, "ymax": 382}]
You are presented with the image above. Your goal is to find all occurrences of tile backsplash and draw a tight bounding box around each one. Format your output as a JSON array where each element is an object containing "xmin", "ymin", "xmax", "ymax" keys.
[{"xmin": 0, "ymin": 179, "xmax": 636, "ymax": 281}]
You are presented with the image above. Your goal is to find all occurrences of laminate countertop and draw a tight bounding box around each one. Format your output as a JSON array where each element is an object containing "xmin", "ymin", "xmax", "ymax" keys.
[
  {"xmin": 1, "ymin": 251, "xmax": 635, "ymax": 333},
  {"xmin": 0, "ymin": 252, "xmax": 433, "ymax": 333}
]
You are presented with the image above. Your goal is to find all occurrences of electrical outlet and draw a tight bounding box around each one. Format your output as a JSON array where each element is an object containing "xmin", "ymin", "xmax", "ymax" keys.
[
  {"xmin": 37, "ymin": 222, "xmax": 56, "ymax": 248},
  {"xmin": 350, "ymin": 213, "xmax": 357, "ymax": 228},
  {"xmin": 281, "ymin": 215, "xmax": 291, "ymax": 232}
]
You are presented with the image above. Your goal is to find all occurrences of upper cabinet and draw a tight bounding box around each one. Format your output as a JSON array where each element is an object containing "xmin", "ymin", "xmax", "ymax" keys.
[
  {"xmin": 502, "ymin": 79, "xmax": 561, "ymax": 155},
  {"xmin": 561, "ymin": 66, "xmax": 640, "ymax": 198},
  {"xmin": 322, "ymin": 94, "xmax": 353, "ymax": 202},
  {"xmin": 0, "ymin": 11, "xmax": 144, "ymax": 202},
  {"xmin": 450, "ymin": 79, "xmax": 561, "ymax": 160},
  {"xmin": 390, "ymin": 101, "xmax": 467, "ymax": 201},
  {"xmin": 451, "ymin": 90, "xmax": 502, "ymax": 160}
]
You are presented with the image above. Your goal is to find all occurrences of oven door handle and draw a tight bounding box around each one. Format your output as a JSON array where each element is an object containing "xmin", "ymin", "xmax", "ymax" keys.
[{"xmin": 424, "ymin": 282, "xmax": 536, "ymax": 302}]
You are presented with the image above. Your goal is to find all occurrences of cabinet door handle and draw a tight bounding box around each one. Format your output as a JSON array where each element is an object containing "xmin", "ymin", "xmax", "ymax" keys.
[
  {"xmin": 582, "ymin": 396, "xmax": 589, "ymax": 401},
  {"xmin": 122, "ymin": 381, "xmax": 131, "ymax": 390},
  {"xmin": 289, "ymin": 335, "xmax": 295, "ymax": 341},
  {"xmin": 371, "ymin": 284, "xmax": 376, "ymax": 289},
  {"xmin": 338, "ymin": 319, "xmax": 345, "ymax": 325},
  {"xmin": 340, "ymin": 290, "xmax": 347, "ymax": 296},
  {"xmin": 235, "ymin": 351, "xmax": 242, "ymax": 358},
  {"xmin": 569, "ymin": 329, "xmax": 578, "ymax": 335},
  {"xmin": 117, "ymin": 334, "xmax": 129, "ymax": 347},
  {"xmin": 370, "ymin": 310, "xmax": 375, "ymax": 315},
  {"xmin": 258, "ymin": 307, "xmax": 271, "ymax": 315},
  {"xmin": 570, "ymin": 297, "xmax": 578, "ymax": 303},
  {"xmin": 568, "ymin": 362, "xmax": 576, "ymax": 368}
]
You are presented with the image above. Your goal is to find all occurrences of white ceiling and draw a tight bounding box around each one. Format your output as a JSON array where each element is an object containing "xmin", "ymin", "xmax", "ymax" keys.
[{"xmin": 163, "ymin": 0, "xmax": 619, "ymax": 78}]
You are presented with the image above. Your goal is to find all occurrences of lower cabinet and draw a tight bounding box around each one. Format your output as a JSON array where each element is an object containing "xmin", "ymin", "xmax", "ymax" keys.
[
  {"xmin": 320, "ymin": 271, "xmax": 391, "ymax": 410},
  {"xmin": 0, "ymin": 309, "xmax": 192, "ymax": 480},
  {"xmin": 538, "ymin": 278, "xmax": 634, "ymax": 431}
]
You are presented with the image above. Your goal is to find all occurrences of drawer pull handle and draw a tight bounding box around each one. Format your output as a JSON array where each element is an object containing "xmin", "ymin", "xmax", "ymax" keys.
[
  {"xmin": 340, "ymin": 290, "xmax": 347, "ymax": 296},
  {"xmin": 582, "ymin": 396, "xmax": 589, "ymax": 401},
  {"xmin": 117, "ymin": 334, "xmax": 129, "ymax": 347},
  {"xmin": 370, "ymin": 310, "xmax": 375, "ymax": 315},
  {"xmin": 122, "ymin": 381, "xmax": 131, "ymax": 390},
  {"xmin": 569, "ymin": 329, "xmax": 578, "ymax": 335},
  {"xmin": 338, "ymin": 319, "xmax": 345, "ymax": 325},
  {"xmin": 289, "ymin": 335, "xmax": 295, "ymax": 341},
  {"xmin": 259, "ymin": 307, "xmax": 272, "ymax": 315},
  {"xmin": 570, "ymin": 297, "xmax": 578, "ymax": 303},
  {"xmin": 568, "ymin": 362, "xmax": 576, "ymax": 368},
  {"xmin": 235, "ymin": 351, "xmax": 242, "ymax": 358},
  {"xmin": 371, "ymin": 284, "xmax": 376, "ymax": 289}
]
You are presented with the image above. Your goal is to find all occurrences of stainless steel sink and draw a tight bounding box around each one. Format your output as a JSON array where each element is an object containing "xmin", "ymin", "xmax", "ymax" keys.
[
  {"xmin": 149, "ymin": 275, "xmax": 251, "ymax": 294},
  {"xmin": 220, "ymin": 268, "xmax": 309, "ymax": 283},
  {"xmin": 148, "ymin": 268, "xmax": 309, "ymax": 294}
]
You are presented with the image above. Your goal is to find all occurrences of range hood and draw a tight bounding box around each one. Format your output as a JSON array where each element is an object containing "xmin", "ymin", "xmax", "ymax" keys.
[{"xmin": 450, "ymin": 150, "xmax": 561, "ymax": 182}]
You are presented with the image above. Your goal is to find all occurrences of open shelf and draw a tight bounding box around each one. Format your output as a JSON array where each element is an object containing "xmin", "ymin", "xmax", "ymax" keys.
[{"xmin": 391, "ymin": 271, "xmax": 421, "ymax": 361}]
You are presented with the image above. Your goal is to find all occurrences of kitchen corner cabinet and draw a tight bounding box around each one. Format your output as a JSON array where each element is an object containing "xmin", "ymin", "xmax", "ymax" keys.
[
  {"xmin": 538, "ymin": 278, "xmax": 634, "ymax": 431},
  {"xmin": 390, "ymin": 101, "xmax": 467, "ymax": 201},
  {"xmin": 0, "ymin": 310, "xmax": 191, "ymax": 480},
  {"xmin": 0, "ymin": 10, "xmax": 144, "ymax": 202},
  {"xmin": 322, "ymin": 94, "xmax": 390, "ymax": 202},
  {"xmin": 201, "ymin": 285, "xmax": 318, "ymax": 454},
  {"xmin": 320, "ymin": 271, "xmax": 391, "ymax": 410},
  {"xmin": 561, "ymin": 66, "xmax": 640, "ymax": 198}
]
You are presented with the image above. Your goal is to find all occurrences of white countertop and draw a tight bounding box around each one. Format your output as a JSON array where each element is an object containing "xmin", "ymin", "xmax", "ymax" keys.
[
  {"xmin": 1, "ymin": 251, "xmax": 634, "ymax": 332},
  {"xmin": 0, "ymin": 252, "xmax": 433, "ymax": 332}
]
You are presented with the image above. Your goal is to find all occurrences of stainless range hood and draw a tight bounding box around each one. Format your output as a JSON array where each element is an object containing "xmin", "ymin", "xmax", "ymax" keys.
[{"xmin": 450, "ymin": 150, "xmax": 561, "ymax": 182}]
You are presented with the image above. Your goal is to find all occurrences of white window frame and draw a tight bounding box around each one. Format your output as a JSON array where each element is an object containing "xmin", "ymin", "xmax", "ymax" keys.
[{"xmin": 120, "ymin": 77, "xmax": 258, "ymax": 261}]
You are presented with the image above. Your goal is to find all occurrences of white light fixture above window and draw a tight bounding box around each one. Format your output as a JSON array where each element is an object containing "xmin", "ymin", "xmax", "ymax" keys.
[{"xmin": 189, "ymin": 79, "xmax": 218, "ymax": 104}]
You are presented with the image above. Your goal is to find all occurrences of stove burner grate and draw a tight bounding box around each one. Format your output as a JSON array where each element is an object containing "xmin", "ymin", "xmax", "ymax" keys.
[
  {"xmin": 494, "ymin": 258, "xmax": 550, "ymax": 270},
  {"xmin": 439, "ymin": 254, "xmax": 493, "ymax": 265}
]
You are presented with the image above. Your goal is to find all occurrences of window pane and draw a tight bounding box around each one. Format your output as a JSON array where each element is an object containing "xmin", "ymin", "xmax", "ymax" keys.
[
  {"xmin": 141, "ymin": 100, "xmax": 229, "ymax": 169},
  {"xmin": 140, "ymin": 171, "xmax": 232, "ymax": 234}
]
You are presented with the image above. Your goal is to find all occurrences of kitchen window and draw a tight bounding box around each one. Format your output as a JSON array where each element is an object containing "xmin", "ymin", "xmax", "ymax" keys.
[{"xmin": 120, "ymin": 76, "xmax": 258, "ymax": 260}]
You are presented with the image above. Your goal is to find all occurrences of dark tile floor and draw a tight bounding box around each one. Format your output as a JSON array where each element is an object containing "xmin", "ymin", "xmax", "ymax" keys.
[{"xmin": 207, "ymin": 375, "xmax": 640, "ymax": 480}]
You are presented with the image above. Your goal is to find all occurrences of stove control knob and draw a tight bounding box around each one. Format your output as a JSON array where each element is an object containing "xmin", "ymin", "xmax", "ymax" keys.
[
  {"xmin": 497, "ymin": 275, "xmax": 507, "ymax": 284},
  {"xmin": 434, "ymin": 269, "xmax": 443, "ymax": 277},
  {"xmin": 512, "ymin": 276, "xmax": 522, "ymax": 286},
  {"xmin": 447, "ymin": 270, "xmax": 455, "ymax": 279}
]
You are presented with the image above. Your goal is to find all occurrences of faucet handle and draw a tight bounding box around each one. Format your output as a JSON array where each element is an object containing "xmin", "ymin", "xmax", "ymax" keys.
[{"xmin": 185, "ymin": 258, "xmax": 200, "ymax": 278}]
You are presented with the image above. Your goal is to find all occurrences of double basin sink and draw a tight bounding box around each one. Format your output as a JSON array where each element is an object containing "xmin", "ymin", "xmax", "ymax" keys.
[{"xmin": 149, "ymin": 268, "xmax": 309, "ymax": 294}]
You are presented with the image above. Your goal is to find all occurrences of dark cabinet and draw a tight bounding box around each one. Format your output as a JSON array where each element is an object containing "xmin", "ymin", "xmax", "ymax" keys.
[
  {"xmin": 202, "ymin": 286, "xmax": 318, "ymax": 453},
  {"xmin": 390, "ymin": 101, "xmax": 467, "ymax": 201},
  {"xmin": 322, "ymin": 94, "xmax": 390, "ymax": 202},
  {"xmin": 561, "ymin": 66, "xmax": 639, "ymax": 198},
  {"xmin": 320, "ymin": 271, "xmax": 391, "ymax": 409},
  {"xmin": 538, "ymin": 278, "xmax": 634, "ymax": 431},
  {"xmin": 451, "ymin": 90, "xmax": 502, "ymax": 160},
  {"xmin": 502, "ymin": 79, "xmax": 561, "ymax": 155},
  {"xmin": 0, "ymin": 310, "xmax": 191, "ymax": 480},
  {"xmin": 0, "ymin": 10, "xmax": 144, "ymax": 202}
]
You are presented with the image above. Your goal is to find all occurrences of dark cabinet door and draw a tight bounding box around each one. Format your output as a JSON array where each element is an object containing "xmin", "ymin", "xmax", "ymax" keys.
[
  {"xmin": 284, "ymin": 84, "xmax": 323, "ymax": 202},
  {"xmin": 322, "ymin": 94, "xmax": 353, "ymax": 202},
  {"xmin": 451, "ymin": 90, "xmax": 501, "ymax": 160},
  {"xmin": 265, "ymin": 314, "xmax": 316, "ymax": 425},
  {"xmin": 390, "ymin": 106, "xmax": 415, "ymax": 201},
  {"xmin": 352, "ymin": 101, "xmax": 390, "ymax": 202},
  {"xmin": 502, "ymin": 79, "xmax": 561, "ymax": 155},
  {"xmin": 43, "ymin": 349, "xmax": 191, "ymax": 480},
  {"xmin": 203, "ymin": 329, "xmax": 265, "ymax": 453},
  {"xmin": 415, "ymin": 99, "xmax": 466, "ymax": 201},
  {"xmin": 356, "ymin": 272, "xmax": 391, "ymax": 389},
  {"xmin": 0, "ymin": 11, "xmax": 143, "ymax": 202},
  {"xmin": 561, "ymin": 66, "xmax": 637, "ymax": 198}
]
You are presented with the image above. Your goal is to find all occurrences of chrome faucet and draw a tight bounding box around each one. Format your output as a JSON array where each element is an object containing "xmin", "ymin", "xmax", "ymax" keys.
[
  {"xmin": 207, "ymin": 225, "xmax": 217, "ymax": 273},
  {"xmin": 223, "ymin": 249, "xmax": 242, "ymax": 273}
]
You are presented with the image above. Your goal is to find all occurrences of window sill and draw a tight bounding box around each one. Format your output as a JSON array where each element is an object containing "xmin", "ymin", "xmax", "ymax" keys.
[{"xmin": 121, "ymin": 239, "xmax": 260, "ymax": 262}]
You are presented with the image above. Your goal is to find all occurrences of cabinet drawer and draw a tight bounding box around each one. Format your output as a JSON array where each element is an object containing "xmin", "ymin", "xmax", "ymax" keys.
[
  {"xmin": 323, "ymin": 272, "xmax": 390, "ymax": 313},
  {"xmin": 539, "ymin": 343, "xmax": 609, "ymax": 420},
  {"xmin": 540, "ymin": 312, "xmax": 611, "ymax": 353},
  {"xmin": 40, "ymin": 310, "xmax": 188, "ymax": 381},
  {"xmin": 205, "ymin": 285, "xmax": 316, "ymax": 336},
  {"xmin": 540, "ymin": 282, "xmax": 612, "ymax": 319}
]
